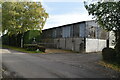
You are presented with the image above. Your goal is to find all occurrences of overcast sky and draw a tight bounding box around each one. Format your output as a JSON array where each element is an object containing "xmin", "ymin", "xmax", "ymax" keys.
[{"xmin": 38, "ymin": 0, "xmax": 95, "ymax": 29}]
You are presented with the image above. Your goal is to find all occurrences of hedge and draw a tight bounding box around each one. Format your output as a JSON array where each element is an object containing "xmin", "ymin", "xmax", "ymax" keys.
[
  {"xmin": 2, "ymin": 30, "xmax": 41, "ymax": 47},
  {"xmin": 23, "ymin": 30, "xmax": 41, "ymax": 44}
]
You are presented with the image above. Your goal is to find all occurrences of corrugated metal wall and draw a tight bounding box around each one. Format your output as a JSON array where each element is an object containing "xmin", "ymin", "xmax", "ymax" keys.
[
  {"xmin": 62, "ymin": 26, "xmax": 71, "ymax": 38},
  {"xmin": 85, "ymin": 21, "xmax": 108, "ymax": 39},
  {"xmin": 79, "ymin": 23, "xmax": 86, "ymax": 38},
  {"xmin": 42, "ymin": 22, "xmax": 86, "ymax": 38},
  {"xmin": 40, "ymin": 20, "xmax": 107, "ymax": 52}
]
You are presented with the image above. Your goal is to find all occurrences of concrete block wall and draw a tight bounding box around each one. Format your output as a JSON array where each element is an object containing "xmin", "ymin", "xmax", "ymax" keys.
[
  {"xmin": 41, "ymin": 38, "xmax": 85, "ymax": 52},
  {"xmin": 59, "ymin": 38, "xmax": 66, "ymax": 49},
  {"xmin": 40, "ymin": 39, "xmax": 55, "ymax": 48},
  {"xmin": 86, "ymin": 38, "xmax": 106, "ymax": 52},
  {"xmin": 73, "ymin": 38, "xmax": 85, "ymax": 52},
  {"xmin": 40, "ymin": 38, "xmax": 106, "ymax": 53},
  {"xmin": 53, "ymin": 38, "xmax": 85, "ymax": 52},
  {"xmin": 65, "ymin": 38, "xmax": 73, "ymax": 50}
]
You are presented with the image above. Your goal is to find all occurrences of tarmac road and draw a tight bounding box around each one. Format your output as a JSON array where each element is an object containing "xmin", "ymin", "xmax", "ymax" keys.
[{"xmin": 2, "ymin": 49, "xmax": 119, "ymax": 78}]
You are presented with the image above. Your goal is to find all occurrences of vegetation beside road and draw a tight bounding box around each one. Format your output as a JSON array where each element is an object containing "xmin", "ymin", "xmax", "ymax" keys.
[
  {"xmin": 2, "ymin": 2, "xmax": 48, "ymax": 49},
  {"xmin": 101, "ymin": 47, "xmax": 120, "ymax": 72},
  {"xmin": 99, "ymin": 61, "xmax": 120, "ymax": 72},
  {"xmin": 2, "ymin": 45, "xmax": 44, "ymax": 54},
  {"xmin": 85, "ymin": 1, "xmax": 120, "ymax": 73}
]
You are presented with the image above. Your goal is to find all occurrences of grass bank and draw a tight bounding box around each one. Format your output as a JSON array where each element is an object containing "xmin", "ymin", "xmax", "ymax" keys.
[
  {"xmin": 99, "ymin": 61, "xmax": 120, "ymax": 72},
  {"xmin": 2, "ymin": 45, "xmax": 44, "ymax": 53}
]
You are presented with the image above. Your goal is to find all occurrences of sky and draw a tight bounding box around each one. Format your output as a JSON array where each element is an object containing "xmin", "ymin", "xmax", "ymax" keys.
[
  {"xmin": 2, "ymin": 0, "xmax": 96, "ymax": 30},
  {"xmin": 38, "ymin": 0, "xmax": 94, "ymax": 29},
  {"xmin": 2, "ymin": 0, "xmax": 119, "ymax": 29},
  {"xmin": 1, "ymin": 0, "xmax": 95, "ymax": 37}
]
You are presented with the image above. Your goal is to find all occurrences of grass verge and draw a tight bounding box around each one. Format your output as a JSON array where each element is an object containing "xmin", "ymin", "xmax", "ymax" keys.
[
  {"xmin": 2, "ymin": 45, "xmax": 44, "ymax": 54},
  {"xmin": 99, "ymin": 61, "xmax": 120, "ymax": 72}
]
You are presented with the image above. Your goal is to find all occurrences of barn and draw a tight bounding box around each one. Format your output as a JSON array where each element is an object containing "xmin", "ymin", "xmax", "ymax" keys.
[{"xmin": 40, "ymin": 20, "xmax": 108, "ymax": 53}]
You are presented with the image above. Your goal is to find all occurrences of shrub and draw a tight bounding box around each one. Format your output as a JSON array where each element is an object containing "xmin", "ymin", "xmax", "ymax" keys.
[
  {"xmin": 116, "ymin": 53, "xmax": 120, "ymax": 64},
  {"xmin": 23, "ymin": 30, "xmax": 41, "ymax": 44},
  {"xmin": 37, "ymin": 45, "xmax": 46, "ymax": 52},
  {"xmin": 2, "ymin": 34, "xmax": 22, "ymax": 47},
  {"xmin": 2, "ymin": 34, "xmax": 9, "ymax": 45},
  {"xmin": 102, "ymin": 47, "xmax": 117, "ymax": 62},
  {"xmin": 24, "ymin": 44, "xmax": 46, "ymax": 52},
  {"xmin": 115, "ymin": 40, "xmax": 120, "ymax": 54}
]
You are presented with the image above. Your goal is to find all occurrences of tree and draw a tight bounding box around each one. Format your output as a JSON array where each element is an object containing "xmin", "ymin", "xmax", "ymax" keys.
[
  {"xmin": 2, "ymin": 2, "xmax": 48, "ymax": 47},
  {"xmin": 0, "ymin": 3, "xmax": 2, "ymax": 36},
  {"xmin": 2, "ymin": 2, "xmax": 48, "ymax": 35},
  {"xmin": 84, "ymin": 1, "xmax": 120, "ymax": 53}
]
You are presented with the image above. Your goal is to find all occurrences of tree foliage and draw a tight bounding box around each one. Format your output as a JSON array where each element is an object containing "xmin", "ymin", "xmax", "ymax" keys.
[
  {"xmin": 84, "ymin": 1, "xmax": 120, "ymax": 32},
  {"xmin": 0, "ymin": 4, "xmax": 1, "ymax": 33},
  {"xmin": 2, "ymin": 2, "xmax": 48, "ymax": 35},
  {"xmin": 84, "ymin": 1, "xmax": 120, "ymax": 56}
]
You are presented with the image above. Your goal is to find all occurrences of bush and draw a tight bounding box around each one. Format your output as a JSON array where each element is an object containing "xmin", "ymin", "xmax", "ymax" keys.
[
  {"xmin": 115, "ymin": 40, "xmax": 120, "ymax": 54},
  {"xmin": 2, "ymin": 34, "xmax": 22, "ymax": 47},
  {"xmin": 116, "ymin": 53, "xmax": 120, "ymax": 64},
  {"xmin": 38, "ymin": 45, "xmax": 46, "ymax": 52},
  {"xmin": 24, "ymin": 44, "xmax": 46, "ymax": 52},
  {"xmin": 23, "ymin": 30, "xmax": 41, "ymax": 44},
  {"xmin": 102, "ymin": 47, "xmax": 117, "ymax": 61},
  {"xmin": 2, "ymin": 34, "xmax": 9, "ymax": 45}
]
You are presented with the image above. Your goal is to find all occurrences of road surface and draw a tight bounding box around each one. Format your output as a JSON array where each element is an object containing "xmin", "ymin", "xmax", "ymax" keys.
[{"xmin": 2, "ymin": 49, "xmax": 119, "ymax": 78}]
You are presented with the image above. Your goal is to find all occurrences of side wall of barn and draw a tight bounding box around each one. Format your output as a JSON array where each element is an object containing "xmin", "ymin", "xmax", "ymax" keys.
[
  {"xmin": 40, "ymin": 21, "xmax": 86, "ymax": 52},
  {"xmin": 39, "ymin": 38, "xmax": 85, "ymax": 52},
  {"xmin": 40, "ymin": 20, "xmax": 107, "ymax": 53}
]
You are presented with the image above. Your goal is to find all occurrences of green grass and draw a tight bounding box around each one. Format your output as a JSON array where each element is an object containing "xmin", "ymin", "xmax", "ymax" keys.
[
  {"xmin": 2, "ymin": 45, "xmax": 44, "ymax": 54},
  {"xmin": 99, "ymin": 61, "xmax": 120, "ymax": 72}
]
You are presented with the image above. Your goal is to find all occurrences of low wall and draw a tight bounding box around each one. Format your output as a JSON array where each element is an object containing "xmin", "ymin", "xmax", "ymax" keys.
[
  {"xmin": 40, "ymin": 38, "xmax": 106, "ymax": 53},
  {"xmin": 54, "ymin": 38, "xmax": 85, "ymax": 52},
  {"xmin": 86, "ymin": 38, "xmax": 106, "ymax": 52},
  {"xmin": 40, "ymin": 38, "xmax": 85, "ymax": 52}
]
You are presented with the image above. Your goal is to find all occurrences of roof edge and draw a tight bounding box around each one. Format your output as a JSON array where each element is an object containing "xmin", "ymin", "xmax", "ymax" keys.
[{"xmin": 43, "ymin": 20, "xmax": 95, "ymax": 31}]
